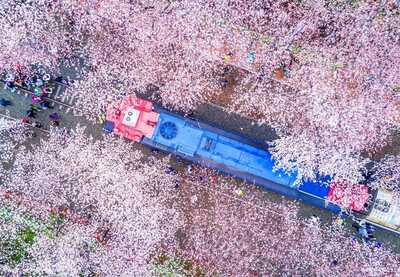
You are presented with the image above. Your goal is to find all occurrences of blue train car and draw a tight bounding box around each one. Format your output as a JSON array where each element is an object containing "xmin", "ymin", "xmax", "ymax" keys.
[
  {"xmin": 140, "ymin": 107, "xmax": 342, "ymax": 213},
  {"xmin": 105, "ymin": 97, "xmax": 400, "ymax": 235}
]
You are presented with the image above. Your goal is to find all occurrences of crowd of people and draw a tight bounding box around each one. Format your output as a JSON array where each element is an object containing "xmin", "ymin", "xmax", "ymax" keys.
[{"xmin": 1, "ymin": 70, "xmax": 61, "ymax": 129}]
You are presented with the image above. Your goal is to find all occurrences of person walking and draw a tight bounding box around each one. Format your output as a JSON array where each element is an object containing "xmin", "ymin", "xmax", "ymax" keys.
[
  {"xmin": 40, "ymin": 100, "xmax": 51, "ymax": 110},
  {"xmin": 30, "ymin": 104, "xmax": 42, "ymax": 112},
  {"xmin": 0, "ymin": 98, "xmax": 12, "ymax": 107},
  {"xmin": 5, "ymin": 81, "xmax": 16, "ymax": 92},
  {"xmin": 366, "ymin": 223, "xmax": 376, "ymax": 233},
  {"xmin": 49, "ymin": 112, "xmax": 60, "ymax": 121},
  {"xmin": 26, "ymin": 109, "xmax": 36, "ymax": 118},
  {"xmin": 49, "ymin": 112, "xmax": 60, "ymax": 126},
  {"xmin": 32, "ymin": 121, "xmax": 42, "ymax": 128},
  {"xmin": 50, "ymin": 120, "xmax": 60, "ymax": 127},
  {"xmin": 98, "ymin": 113, "xmax": 106, "ymax": 125},
  {"xmin": 21, "ymin": 117, "xmax": 29, "ymax": 124}
]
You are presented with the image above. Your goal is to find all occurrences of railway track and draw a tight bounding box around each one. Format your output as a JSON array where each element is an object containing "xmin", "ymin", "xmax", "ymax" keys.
[
  {"xmin": 0, "ymin": 112, "xmax": 50, "ymax": 134},
  {"xmin": 0, "ymin": 79, "xmax": 83, "ymax": 116},
  {"xmin": 0, "ymin": 78, "xmax": 83, "ymax": 132}
]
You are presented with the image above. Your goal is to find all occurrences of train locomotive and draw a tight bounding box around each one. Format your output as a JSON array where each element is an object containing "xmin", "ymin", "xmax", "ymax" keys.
[{"xmin": 103, "ymin": 96, "xmax": 400, "ymax": 235}]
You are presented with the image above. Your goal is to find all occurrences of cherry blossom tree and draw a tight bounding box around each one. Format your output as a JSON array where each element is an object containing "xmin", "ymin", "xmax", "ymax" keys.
[
  {"xmin": 174, "ymin": 167, "xmax": 400, "ymax": 276},
  {"xmin": 1, "ymin": 0, "xmax": 399, "ymax": 188},
  {"xmin": 371, "ymin": 154, "xmax": 400, "ymax": 195},
  {"xmin": 0, "ymin": 0, "xmax": 82, "ymax": 74},
  {"xmin": 226, "ymin": 1, "xmax": 400, "ymax": 183},
  {"xmin": 2, "ymin": 126, "xmax": 400, "ymax": 275},
  {"xmin": 64, "ymin": 0, "xmax": 400, "ymax": 185},
  {"xmin": 65, "ymin": 0, "xmax": 225, "ymax": 119},
  {"xmin": 0, "ymin": 117, "xmax": 18, "ymax": 164},
  {"xmin": 1, "ymin": 127, "xmax": 182, "ymax": 275}
]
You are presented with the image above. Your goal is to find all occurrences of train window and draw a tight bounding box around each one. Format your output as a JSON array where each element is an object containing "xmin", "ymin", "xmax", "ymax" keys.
[
  {"xmin": 122, "ymin": 108, "xmax": 140, "ymax": 127},
  {"xmin": 374, "ymin": 198, "xmax": 391, "ymax": 213},
  {"xmin": 203, "ymin": 137, "xmax": 214, "ymax": 151}
]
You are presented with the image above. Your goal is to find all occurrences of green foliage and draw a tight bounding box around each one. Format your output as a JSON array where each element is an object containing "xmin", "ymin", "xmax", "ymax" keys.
[
  {"xmin": 43, "ymin": 212, "xmax": 66, "ymax": 239},
  {"xmin": 21, "ymin": 227, "xmax": 36, "ymax": 244},
  {"xmin": 1, "ymin": 227, "xmax": 37, "ymax": 266},
  {"xmin": 0, "ymin": 205, "xmax": 65, "ymax": 267},
  {"xmin": 153, "ymin": 254, "xmax": 206, "ymax": 277}
]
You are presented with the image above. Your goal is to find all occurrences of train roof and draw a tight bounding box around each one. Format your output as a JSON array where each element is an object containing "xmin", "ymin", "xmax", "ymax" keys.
[
  {"xmin": 104, "ymin": 96, "xmax": 159, "ymax": 142},
  {"xmin": 105, "ymin": 97, "xmax": 371, "ymax": 215},
  {"xmin": 152, "ymin": 109, "xmax": 298, "ymax": 188}
]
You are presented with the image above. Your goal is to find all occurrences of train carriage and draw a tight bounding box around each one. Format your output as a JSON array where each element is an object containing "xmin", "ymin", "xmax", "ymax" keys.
[{"xmin": 104, "ymin": 96, "xmax": 400, "ymax": 235}]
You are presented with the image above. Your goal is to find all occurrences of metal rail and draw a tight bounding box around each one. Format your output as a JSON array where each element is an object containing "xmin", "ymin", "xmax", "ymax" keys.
[
  {"xmin": 0, "ymin": 79, "xmax": 82, "ymax": 114},
  {"xmin": 0, "ymin": 112, "xmax": 50, "ymax": 133}
]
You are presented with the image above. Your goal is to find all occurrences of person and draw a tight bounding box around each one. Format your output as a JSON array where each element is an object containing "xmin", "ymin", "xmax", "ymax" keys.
[
  {"xmin": 5, "ymin": 73, "xmax": 15, "ymax": 82},
  {"xmin": 49, "ymin": 112, "xmax": 60, "ymax": 127},
  {"xmin": 0, "ymin": 98, "xmax": 12, "ymax": 107},
  {"xmin": 165, "ymin": 166, "xmax": 175, "ymax": 174},
  {"xmin": 32, "ymin": 121, "xmax": 42, "ymax": 128},
  {"xmin": 5, "ymin": 81, "xmax": 16, "ymax": 92},
  {"xmin": 185, "ymin": 110, "xmax": 195, "ymax": 118},
  {"xmin": 373, "ymin": 240, "xmax": 382, "ymax": 248},
  {"xmin": 14, "ymin": 79, "xmax": 23, "ymax": 86},
  {"xmin": 219, "ymin": 78, "xmax": 229, "ymax": 88},
  {"xmin": 366, "ymin": 223, "xmax": 376, "ymax": 233},
  {"xmin": 310, "ymin": 214, "xmax": 320, "ymax": 223},
  {"xmin": 49, "ymin": 112, "xmax": 60, "ymax": 121},
  {"xmin": 246, "ymin": 51, "xmax": 256, "ymax": 64},
  {"xmin": 30, "ymin": 104, "xmax": 42, "ymax": 112},
  {"xmin": 98, "ymin": 113, "xmax": 106, "ymax": 124},
  {"xmin": 223, "ymin": 66, "xmax": 231, "ymax": 76},
  {"xmin": 40, "ymin": 101, "xmax": 51, "ymax": 110},
  {"xmin": 50, "ymin": 120, "xmax": 59, "ymax": 127},
  {"xmin": 26, "ymin": 109, "xmax": 36, "ymax": 118},
  {"xmin": 357, "ymin": 222, "xmax": 369, "ymax": 239},
  {"xmin": 42, "ymin": 74, "xmax": 51, "ymax": 82},
  {"xmin": 42, "ymin": 87, "xmax": 51, "ymax": 97},
  {"xmin": 24, "ymin": 76, "xmax": 34, "ymax": 88},
  {"xmin": 33, "ymin": 87, "xmax": 43, "ymax": 97},
  {"xmin": 335, "ymin": 215, "xmax": 345, "ymax": 226},
  {"xmin": 234, "ymin": 188, "xmax": 244, "ymax": 196},
  {"xmin": 21, "ymin": 117, "xmax": 30, "ymax": 124},
  {"xmin": 35, "ymin": 78, "xmax": 44, "ymax": 87},
  {"xmin": 31, "ymin": 95, "xmax": 43, "ymax": 105}
]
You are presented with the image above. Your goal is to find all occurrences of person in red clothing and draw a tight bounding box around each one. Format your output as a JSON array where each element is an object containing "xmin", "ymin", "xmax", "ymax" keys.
[{"xmin": 21, "ymin": 117, "xmax": 30, "ymax": 124}]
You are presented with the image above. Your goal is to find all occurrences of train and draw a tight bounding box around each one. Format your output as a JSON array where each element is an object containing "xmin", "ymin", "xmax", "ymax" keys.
[{"xmin": 103, "ymin": 96, "xmax": 400, "ymax": 236}]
